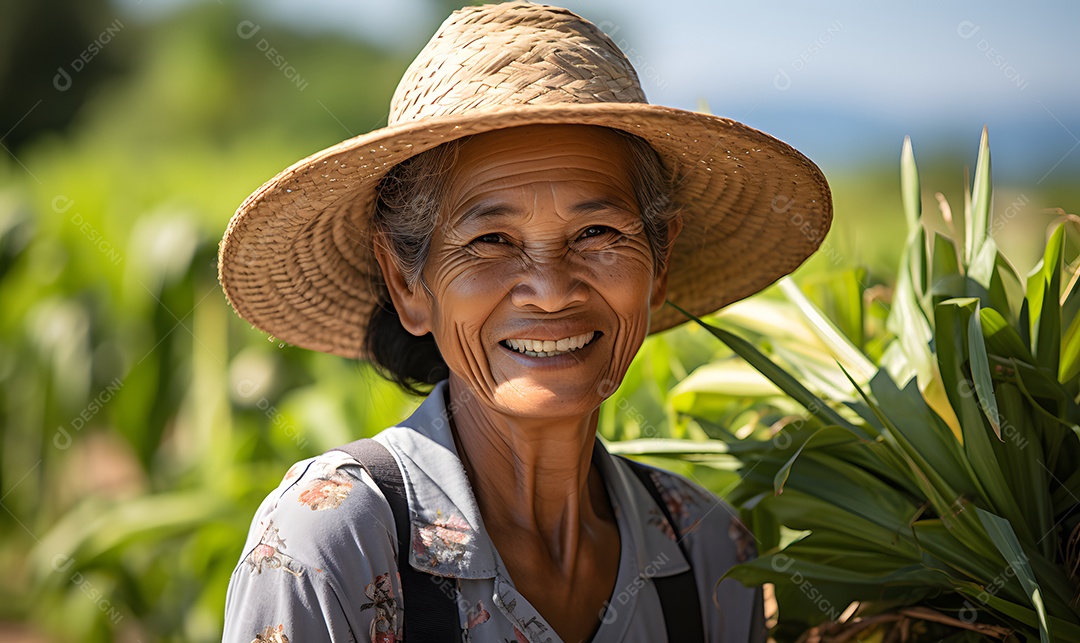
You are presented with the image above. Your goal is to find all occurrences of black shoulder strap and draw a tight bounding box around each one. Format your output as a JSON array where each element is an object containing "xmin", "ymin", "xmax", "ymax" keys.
[
  {"xmin": 332, "ymin": 438, "xmax": 460, "ymax": 642},
  {"xmin": 622, "ymin": 457, "xmax": 706, "ymax": 642}
]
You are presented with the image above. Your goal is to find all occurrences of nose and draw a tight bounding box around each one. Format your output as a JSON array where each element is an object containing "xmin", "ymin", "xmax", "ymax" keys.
[{"xmin": 509, "ymin": 255, "xmax": 588, "ymax": 313}]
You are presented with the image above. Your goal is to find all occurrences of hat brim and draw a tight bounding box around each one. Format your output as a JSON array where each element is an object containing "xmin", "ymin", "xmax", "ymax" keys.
[{"xmin": 218, "ymin": 102, "xmax": 832, "ymax": 358}]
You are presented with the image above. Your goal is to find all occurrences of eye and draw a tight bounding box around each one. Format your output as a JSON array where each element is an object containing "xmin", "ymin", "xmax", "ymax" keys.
[
  {"xmin": 580, "ymin": 225, "xmax": 614, "ymax": 239},
  {"xmin": 471, "ymin": 233, "xmax": 506, "ymax": 245}
]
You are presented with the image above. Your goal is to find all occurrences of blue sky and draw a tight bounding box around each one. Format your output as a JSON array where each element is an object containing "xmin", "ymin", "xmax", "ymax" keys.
[{"xmin": 119, "ymin": 0, "xmax": 1080, "ymax": 183}]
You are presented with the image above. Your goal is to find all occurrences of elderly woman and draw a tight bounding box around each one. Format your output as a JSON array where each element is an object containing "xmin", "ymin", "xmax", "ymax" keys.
[{"xmin": 219, "ymin": 3, "xmax": 830, "ymax": 642}]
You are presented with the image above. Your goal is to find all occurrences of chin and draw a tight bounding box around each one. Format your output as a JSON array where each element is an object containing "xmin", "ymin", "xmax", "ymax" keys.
[{"xmin": 490, "ymin": 378, "xmax": 605, "ymax": 419}]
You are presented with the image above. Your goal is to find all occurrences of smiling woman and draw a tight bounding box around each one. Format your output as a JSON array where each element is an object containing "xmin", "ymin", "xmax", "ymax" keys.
[
  {"xmin": 217, "ymin": 2, "xmax": 830, "ymax": 642},
  {"xmin": 366, "ymin": 126, "xmax": 680, "ymax": 396}
]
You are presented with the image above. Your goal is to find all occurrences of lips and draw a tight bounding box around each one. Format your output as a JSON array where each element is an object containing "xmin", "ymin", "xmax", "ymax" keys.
[{"xmin": 500, "ymin": 331, "xmax": 597, "ymax": 357}]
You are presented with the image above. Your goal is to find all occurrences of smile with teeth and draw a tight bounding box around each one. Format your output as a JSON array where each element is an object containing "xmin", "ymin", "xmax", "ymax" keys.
[{"xmin": 502, "ymin": 331, "xmax": 597, "ymax": 357}]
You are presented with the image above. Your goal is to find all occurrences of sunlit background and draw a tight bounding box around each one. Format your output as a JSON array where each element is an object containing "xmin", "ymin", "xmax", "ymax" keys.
[{"xmin": 1, "ymin": 0, "xmax": 1076, "ymax": 640}]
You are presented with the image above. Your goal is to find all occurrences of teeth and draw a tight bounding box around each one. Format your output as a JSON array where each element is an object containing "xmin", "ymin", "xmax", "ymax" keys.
[{"xmin": 503, "ymin": 331, "xmax": 596, "ymax": 357}]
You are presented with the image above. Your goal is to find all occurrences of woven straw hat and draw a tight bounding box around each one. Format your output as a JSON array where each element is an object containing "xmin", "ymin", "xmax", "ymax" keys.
[{"xmin": 218, "ymin": 1, "xmax": 832, "ymax": 358}]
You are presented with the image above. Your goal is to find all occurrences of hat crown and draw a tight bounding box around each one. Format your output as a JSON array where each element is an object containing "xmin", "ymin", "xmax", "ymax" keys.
[{"xmin": 388, "ymin": 2, "xmax": 646, "ymax": 125}]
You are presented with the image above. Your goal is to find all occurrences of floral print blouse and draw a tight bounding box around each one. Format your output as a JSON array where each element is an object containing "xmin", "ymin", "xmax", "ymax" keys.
[{"xmin": 223, "ymin": 381, "xmax": 765, "ymax": 643}]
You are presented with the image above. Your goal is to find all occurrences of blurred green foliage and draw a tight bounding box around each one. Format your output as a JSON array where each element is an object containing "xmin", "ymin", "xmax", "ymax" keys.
[{"xmin": 0, "ymin": 2, "xmax": 1076, "ymax": 642}]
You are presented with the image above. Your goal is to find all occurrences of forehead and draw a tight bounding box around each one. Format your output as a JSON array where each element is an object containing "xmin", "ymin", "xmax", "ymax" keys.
[{"xmin": 446, "ymin": 125, "xmax": 638, "ymax": 203}]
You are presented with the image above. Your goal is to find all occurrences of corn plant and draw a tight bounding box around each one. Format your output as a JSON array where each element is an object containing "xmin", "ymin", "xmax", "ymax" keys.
[{"xmin": 618, "ymin": 129, "xmax": 1080, "ymax": 641}]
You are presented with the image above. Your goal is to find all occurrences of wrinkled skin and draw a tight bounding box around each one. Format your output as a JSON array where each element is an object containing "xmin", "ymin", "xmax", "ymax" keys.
[{"xmin": 375, "ymin": 124, "xmax": 680, "ymax": 642}]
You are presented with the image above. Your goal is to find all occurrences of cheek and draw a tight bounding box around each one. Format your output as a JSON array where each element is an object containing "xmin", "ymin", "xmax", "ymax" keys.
[
  {"xmin": 426, "ymin": 256, "xmax": 510, "ymax": 349},
  {"xmin": 589, "ymin": 243, "xmax": 658, "ymax": 306}
]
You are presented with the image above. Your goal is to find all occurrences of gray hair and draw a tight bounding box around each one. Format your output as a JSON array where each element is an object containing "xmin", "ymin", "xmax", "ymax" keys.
[{"xmin": 371, "ymin": 128, "xmax": 681, "ymax": 288}]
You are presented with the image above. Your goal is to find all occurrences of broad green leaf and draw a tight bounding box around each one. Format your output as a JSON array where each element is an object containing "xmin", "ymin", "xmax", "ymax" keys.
[
  {"xmin": 668, "ymin": 302, "xmax": 870, "ymax": 439},
  {"xmin": 976, "ymin": 508, "xmax": 1053, "ymax": 643},
  {"xmin": 757, "ymin": 489, "xmax": 921, "ymax": 558},
  {"xmin": 1063, "ymin": 255, "xmax": 1080, "ymax": 351},
  {"xmin": 1009, "ymin": 358, "xmax": 1072, "ymax": 405},
  {"xmin": 798, "ymin": 269, "xmax": 868, "ymax": 350},
  {"xmin": 839, "ymin": 367, "xmax": 999, "ymax": 558},
  {"xmin": 771, "ymin": 344, "xmax": 858, "ymax": 402},
  {"xmin": 887, "ymin": 224, "xmax": 964, "ymax": 435},
  {"xmin": 935, "ymin": 298, "xmax": 1035, "ymax": 543},
  {"xmin": 930, "ymin": 274, "xmax": 991, "ymax": 306},
  {"xmin": 901, "ymin": 135, "xmax": 921, "ymax": 232},
  {"xmin": 956, "ymin": 582, "xmax": 1080, "ymax": 641},
  {"xmin": 867, "ymin": 370, "xmax": 978, "ymax": 497},
  {"xmin": 911, "ymin": 519, "xmax": 1024, "ymax": 590},
  {"xmin": 1026, "ymin": 225, "xmax": 1065, "ymax": 374},
  {"xmin": 968, "ymin": 238, "xmax": 1000, "ymax": 293},
  {"xmin": 778, "ymin": 277, "xmax": 876, "ymax": 382},
  {"xmin": 967, "ymin": 126, "xmax": 992, "ymax": 265},
  {"xmin": 993, "ymin": 382, "xmax": 1054, "ymax": 559},
  {"xmin": 1051, "ymin": 466, "xmax": 1080, "ymax": 516},
  {"xmin": 931, "ymin": 231, "xmax": 961, "ymax": 281},
  {"xmin": 980, "ymin": 307, "xmax": 1036, "ymax": 363},
  {"xmin": 1060, "ymin": 305, "xmax": 1080, "ymax": 383},
  {"xmin": 988, "ymin": 252, "xmax": 1025, "ymax": 322},
  {"xmin": 968, "ymin": 304, "xmax": 1003, "ymax": 440},
  {"xmin": 604, "ymin": 438, "xmax": 732, "ymax": 456},
  {"xmin": 669, "ymin": 359, "xmax": 783, "ymax": 417},
  {"xmin": 772, "ymin": 427, "xmax": 852, "ymax": 495}
]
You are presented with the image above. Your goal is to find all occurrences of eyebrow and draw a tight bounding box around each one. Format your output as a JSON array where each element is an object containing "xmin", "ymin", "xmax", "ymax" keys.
[
  {"xmin": 571, "ymin": 198, "xmax": 637, "ymax": 215},
  {"xmin": 454, "ymin": 198, "xmax": 636, "ymax": 226},
  {"xmin": 455, "ymin": 202, "xmax": 517, "ymax": 226}
]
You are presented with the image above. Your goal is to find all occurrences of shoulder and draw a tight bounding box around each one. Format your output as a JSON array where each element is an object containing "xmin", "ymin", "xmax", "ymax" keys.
[
  {"xmin": 225, "ymin": 449, "xmax": 406, "ymax": 642},
  {"xmin": 639, "ymin": 463, "xmax": 757, "ymax": 564},
  {"xmin": 618, "ymin": 460, "xmax": 765, "ymax": 642},
  {"xmin": 237, "ymin": 449, "xmax": 400, "ymax": 577}
]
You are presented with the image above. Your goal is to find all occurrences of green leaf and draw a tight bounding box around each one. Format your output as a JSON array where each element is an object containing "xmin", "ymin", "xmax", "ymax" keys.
[
  {"xmin": 726, "ymin": 551, "xmax": 937, "ymax": 587},
  {"xmin": 968, "ymin": 304, "xmax": 1003, "ymax": 440},
  {"xmin": 968, "ymin": 238, "xmax": 1000, "ymax": 293},
  {"xmin": 772, "ymin": 427, "xmax": 845, "ymax": 495},
  {"xmin": 888, "ymin": 230, "xmax": 935, "ymax": 385},
  {"xmin": 931, "ymin": 231, "xmax": 962, "ymax": 281},
  {"xmin": 1060, "ymin": 300, "xmax": 1080, "ymax": 383},
  {"xmin": 980, "ymin": 307, "xmax": 1036, "ymax": 363},
  {"xmin": 670, "ymin": 359, "xmax": 783, "ymax": 401},
  {"xmin": 987, "ymin": 252, "xmax": 1024, "ymax": 322},
  {"xmin": 901, "ymin": 135, "xmax": 921, "ymax": 232},
  {"xmin": 778, "ymin": 277, "xmax": 876, "ymax": 383},
  {"xmin": 956, "ymin": 581, "xmax": 1080, "ymax": 641},
  {"xmin": 967, "ymin": 126, "xmax": 993, "ymax": 265},
  {"xmin": 993, "ymin": 382, "xmax": 1055, "ymax": 560},
  {"xmin": 668, "ymin": 302, "xmax": 870, "ymax": 439},
  {"xmin": 798, "ymin": 269, "xmax": 869, "ymax": 351},
  {"xmin": 867, "ymin": 370, "xmax": 978, "ymax": 497},
  {"xmin": 976, "ymin": 508, "xmax": 1053, "ymax": 643},
  {"xmin": 934, "ymin": 298, "xmax": 1034, "ymax": 542},
  {"xmin": 604, "ymin": 438, "xmax": 733, "ymax": 457},
  {"xmin": 1026, "ymin": 224, "xmax": 1065, "ymax": 374},
  {"xmin": 759, "ymin": 488, "xmax": 920, "ymax": 558},
  {"xmin": 839, "ymin": 367, "xmax": 999, "ymax": 557}
]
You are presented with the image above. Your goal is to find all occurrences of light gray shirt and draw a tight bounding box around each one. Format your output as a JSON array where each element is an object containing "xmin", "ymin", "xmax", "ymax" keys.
[{"xmin": 223, "ymin": 381, "xmax": 765, "ymax": 642}]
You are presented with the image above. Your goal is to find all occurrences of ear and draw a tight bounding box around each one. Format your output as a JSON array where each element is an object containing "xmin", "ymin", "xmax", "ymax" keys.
[
  {"xmin": 373, "ymin": 234, "xmax": 433, "ymax": 336},
  {"xmin": 650, "ymin": 213, "xmax": 683, "ymax": 311}
]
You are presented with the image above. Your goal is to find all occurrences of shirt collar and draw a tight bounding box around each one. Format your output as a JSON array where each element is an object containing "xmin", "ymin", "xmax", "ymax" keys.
[{"xmin": 376, "ymin": 380, "xmax": 690, "ymax": 581}]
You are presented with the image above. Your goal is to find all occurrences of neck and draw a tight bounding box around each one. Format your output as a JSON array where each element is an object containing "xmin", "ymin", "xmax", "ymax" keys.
[{"xmin": 446, "ymin": 377, "xmax": 604, "ymax": 564}]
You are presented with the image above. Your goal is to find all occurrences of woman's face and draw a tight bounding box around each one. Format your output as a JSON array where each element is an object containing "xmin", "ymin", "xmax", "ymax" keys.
[{"xmin": 381, "ymin": 125, "xmax": 674, "ymax": 420}]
